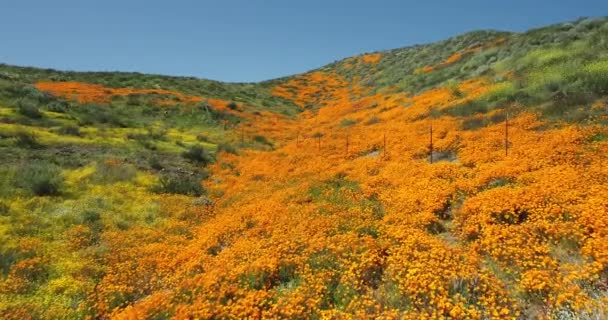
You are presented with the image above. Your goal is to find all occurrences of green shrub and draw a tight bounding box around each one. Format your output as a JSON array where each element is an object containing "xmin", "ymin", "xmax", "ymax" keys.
[
  {"xmin": 461, "ymin": 117, "xmax": 486, "ymax": 130},
  {"xmin": 196, "ymin": 134, "xmax": 211, "ymax": 142},
  {"xmin": 92, "ymin": 160, "xmax": 137, "ymax": 184},
  {"xmin": 46, "ymin": 101, "xmax": 69, "ymax": 113},
  {"xmin": 126, "ymin": 94, "xmax": 142, "ymax": 106},
  {"xmin": 218, "ymin": 142, "xmax": 238, "ymax": 155},
  {"xmin": 126, "ymin": 133, "xmax": 158, "ymax": 150},
  {"xmin": 152, "ymin": 172, "xmax": 205, "ymax": 196},
  {"xmin": 0, "ymin": 200, "xmax": 9, "ymax": 215},
  {"xmin": 582, "ymin": 59, "xmax": 608, "ymax": 94},
  {"xmin": 365, "ymin": 116, "xmax": 381, "ymax": 125},
  {"xmin": 17, "ymin": 99, "xmax": 43, "ymax": 118},
  {"xmin": 446, "ymin": 80, "xmax": 464, "ymax": 98},
  {"xmin": 253, "ymin": 135, "xmax": 273, "ymax": 147},
  {"xmin": 182, "ymin": 145, "xmax": 214, "ymax": 165},
  {"xmin": 446, "ymin": 100, "xmax": 488, "ymax": 117},
  {"xmin": 147, "ymin": 156, "xmax": 164, "ymax": 170},
  {"xmin": 16, "ymin": 161, "xmax": 64, "ymax": 196},
  {"xmin": 14, "ymin": 131, "xmax": 42, "ymax": 148},
  {"xmin": 339, "ymin": 119, "xmax": 357, "ymax": 127},
  {"xmin": 146, "ymin": 128, "xmax": 167, "ymax": 140},
  {"xmin": 488, "ymin": 111, "xmax": 507, "ymax": 124},
  {"xmin": 208, "ymin": 108, "xmax": 236, "ymax": 122},
  {"xmin": 588, "ymin": 133, "xmax": 608, "ymax": 142},
  {"xmin": 58, "ymin": 125, "xmax": 81, "ymax": 136},
  {"xmin": 226, "ymin": 102, "xmax": 239, "ymax": 111},
  {"xmin": 77, "ymin": 104, "xmax": 130, "ymax": 127}
]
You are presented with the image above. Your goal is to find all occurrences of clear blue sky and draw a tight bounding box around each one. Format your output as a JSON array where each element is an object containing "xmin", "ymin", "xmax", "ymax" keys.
[{"xmin": 1, "ymin": 0, "xmax": 606, "ymax": 82}]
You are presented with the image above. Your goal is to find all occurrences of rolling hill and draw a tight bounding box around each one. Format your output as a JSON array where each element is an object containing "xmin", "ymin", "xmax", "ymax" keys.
[{"xmin": 1, "ymin": 17, "xmax": 608, "ymax": 319}]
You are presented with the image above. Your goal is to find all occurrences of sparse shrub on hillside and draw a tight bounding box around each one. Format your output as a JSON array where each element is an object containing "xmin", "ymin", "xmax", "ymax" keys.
[
  {"xmin": 218, "ymin": 142, "xmax": 238, "ymax": 155},
  {"xmin": 482, "ymin": 82, "xmax": 520, "ymax": 107},
  {"xmin": 126, "ymin": 130, "xmax": 166, "ymax": 150},
  {"xmin": 182, "ymin": 145, "xmax": 215, "ymax": 165},
  {"xmin": 226, "ymin": 102, "xmax": 239, "ymax": 111},
  {"xmin": 126, "ymin": 132, "xmax": 157, "ymax": 150},
  {"xmin": 15, "ymin": 161, "xmax": 64, "ymax": 196},
  {"xmin": 58, "ymin": 125, "xmax": 82, "ymax": 136},
  {"xmin": 17, "ymin": 98, "xmax": 43, "ymax": 118},
  {"xmin": 14, "ymin": 131, "xmax": 42, "ymax": 148},
  {"xmin": 152, "ymin": 172, "xmax": 206, "ymax": 196},
  {"xmin": 126, "ymin": 93, "xmax": 142, "ymax": 106},
  {"xmin": 253, "ymin": 135, "xmax": 273, "ymax": 147},
  {"xmin": 196, "ymin": 134, "xmax": 211, "ymax": 142},
  {"xmin": 446, "ymin": 80, "xmax": 464, "ymax": 98},
  {"xmin": 461, "ymin": 117, "xmax": 486, "ymax": 130},
  {"xmin": 588, "ymin": 132, "xmax": 608, "ymax": 142},
  {"xmin": 365, "ymin": 116, "xmax": 381, "ymax": 125},
  {"xmin": 0, "ymin": 200, "xmax": 8, "ymax": 215},
  {"xmin": 488, "ymin": 111, "xmax": 507, "ymax": 124},
  {"xmin": 147, "ymin": 156, "xmax": 164, "ymax": 170},
  {"xmin": 340, "ymin": 119, "xmax": 357, "ymax": 127},
  {"xmin": 446, "ymin": 100, "xmax": 488, "ymax": 117},
  {"xmin": 208, "ymin": 108, "xmax": 234, "ymax": 122},
  {"xmin": 46, "ymin": 100, "xmax": 69, "ymax": 113},
  {"xmin": 92, "ymin": 160, "xmax": 137, "ymax": 184},
  {"xmin": 582, "ymin": 59, "xmax": 608, "ymax": 95},
  {"xmin": 146, "ymin": 128, "xmax": 167, "ymax": 140},
  {"xmin": 76, "ymin": 104, "xmax": 131, "ymax": 127}
]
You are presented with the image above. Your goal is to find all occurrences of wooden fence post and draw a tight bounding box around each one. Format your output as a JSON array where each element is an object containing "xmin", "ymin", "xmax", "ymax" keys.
[
  {"xmin": 383, "ymin": 133, "xmax": 387, "ymax": 158},
  {"xmin": 505, "ymin": 109, "xmax": 509, "ymax": 156},
  {"xmin": 347, "ymin": 134, "xmax": 351, "ymax": 157},
  {"xmin": 429, "ymin": 120, "xmax": 434, "ymax": 164}
]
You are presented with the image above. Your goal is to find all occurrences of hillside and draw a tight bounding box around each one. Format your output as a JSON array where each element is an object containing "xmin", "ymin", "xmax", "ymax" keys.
[{"xmin": 1, "ymin": 17, "xmax": 608, "ymax": 319}]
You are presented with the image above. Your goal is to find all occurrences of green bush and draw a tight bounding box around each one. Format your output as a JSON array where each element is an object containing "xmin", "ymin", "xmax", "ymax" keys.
[
  {"xmin": 58, "ymin": 125, "xmax": 82, "ymax": 136},
  {"xmin": 76, "ymin": 104, "xmax": 130, "ymax": 127},
  {"xmin": 46, "ymin": 101, "xmax": 69, "ymax": 113},
  {"xmin": 92, "ymin": 160, "xmax": 137, "ymax": 184},
  {"xmin": 446, "ymin": 80, "xmax": 464, "ymax": 98},
  {"xmin": 126, "ymin": 94, "xmax": 142, "ymax": 106},
  {"xmin": 182, "ymin": 145, "xmax": 214, "ymax": 165},
  {"xmin": 17, "ymin": 98, "xmax": 43, "ymax": 118},
  {"xmin": 196, "ymin": 134, "xmax": 211, "ymax": 142},
  {"xmin": 339, "ymin": 119, "xmax": 357, "ymax": 127},
  {"xmin": 126, "ymin": 132, "xmax": 158, "ymax": 150},
  {"xmin": 582, "ymin": 59, "xmax": 608, "ymax": 94},
  {"xmin": 14, "ymin": 131, "xmax": 42, "ymax": 148},
  {"xmin": 226, "ymin": 102, "xmax": 239, "ymax": 111},
  {"xmin": 365, "ymin": 116, "xmax": 381, "ymax": 125},
  {"xmin": 461, "ymin": 117, "xmax": 486, "ymax": 130},
  {"xmin": 208, "ymin": 108, "xmax": 237, "ymax": 122},
  {"xmin": 0, "ymin": 200, "xmax": 8, "ymax": 215},
  {"xmin": 16, "ymin": 161, "xmax": 64, "ymax": 196},
  {"xmin": 218, "ymin": 142, "xmax": 238, "ymax": 155},
  {"xmin": 152, "ymin": 172, "xmax": 206, "ymax": 196},
  {"xmin": 253, "ymin": 135, "xmax": 273, "ymax": 147},
  {"xmin": 446, "ymin": 100, "xmax": 488, "ymax": 117},
  {"xmin": 148, "ymin": 156, "xmax": 164, "ymax": 170}
]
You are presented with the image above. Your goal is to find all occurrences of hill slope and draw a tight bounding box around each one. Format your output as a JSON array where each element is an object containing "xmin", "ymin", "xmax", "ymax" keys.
[{"xmin": 1, "ymin": 17, "xmax": 608, "ymax": 319}]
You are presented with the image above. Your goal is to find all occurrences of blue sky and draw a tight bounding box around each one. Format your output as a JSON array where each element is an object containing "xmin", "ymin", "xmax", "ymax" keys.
[{"xmin": 1, "ymin": 0, "xmax": 607, "ymax": 82}]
